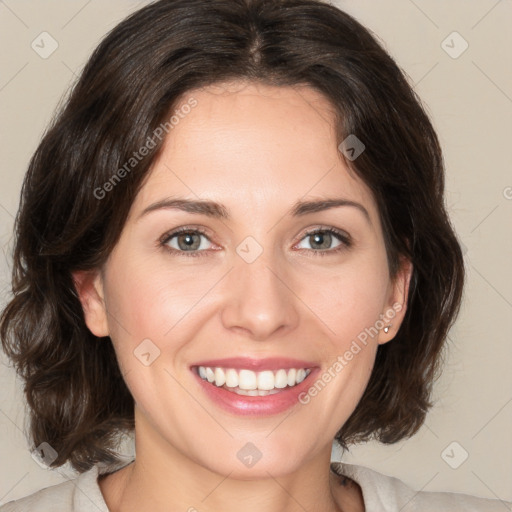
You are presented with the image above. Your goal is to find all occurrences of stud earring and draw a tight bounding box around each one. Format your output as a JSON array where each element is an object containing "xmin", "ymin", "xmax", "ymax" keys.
[{"xmin": 383, "ymin": 325, "xmax": 392, "ymax": 333}]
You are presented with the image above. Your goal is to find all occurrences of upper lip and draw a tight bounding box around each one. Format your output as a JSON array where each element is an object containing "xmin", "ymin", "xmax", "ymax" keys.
[{"xmin": 191, "ymin": 357, "xmax": 317, "ymax": 372}]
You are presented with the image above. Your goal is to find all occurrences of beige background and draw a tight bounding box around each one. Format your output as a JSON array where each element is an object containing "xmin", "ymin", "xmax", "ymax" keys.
[{"xmin": 1, "ymin": 0, "xmax": 511, "ymax": 505}]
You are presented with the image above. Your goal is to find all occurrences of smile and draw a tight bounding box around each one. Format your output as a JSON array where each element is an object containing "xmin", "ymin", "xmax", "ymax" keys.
[
  {"xmin": 196, "ymin": 366, "xmax": 312, "ymax": 396},
  {"xmin": 191, "ymin": 357, "xmax": 318, "ymax": 415}
]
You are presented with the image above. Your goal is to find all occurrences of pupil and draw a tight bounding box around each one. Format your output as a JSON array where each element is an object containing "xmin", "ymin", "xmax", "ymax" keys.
[
  {"xmin": 179, "ymin": 233, "xmax": 199, "ymax": 250},
  {"xmin": 312, "ymin": 232, "xmax": 330, "ymax": 249}
]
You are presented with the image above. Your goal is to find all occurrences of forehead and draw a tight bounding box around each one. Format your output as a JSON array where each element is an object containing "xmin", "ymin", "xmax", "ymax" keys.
[{"xmin": 131, "ymin": 81, "xmax": 377, "ymax": 222}]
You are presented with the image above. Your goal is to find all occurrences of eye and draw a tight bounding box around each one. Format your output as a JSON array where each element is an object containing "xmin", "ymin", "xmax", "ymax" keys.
[
  {"xmin": 159, "ymin": 226, "xmax": 352, "ymax": 258},
  {"xmin": 294, "ymin": 227, "xmax": 351, "ymax": 256},
  {"xmin": 160, "ymin": 227, "xmax": 214, "ymax": 258}
]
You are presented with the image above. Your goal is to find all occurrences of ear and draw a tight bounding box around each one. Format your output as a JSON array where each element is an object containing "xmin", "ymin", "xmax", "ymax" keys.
[
  {"xmin": 377, "ymin": 256, "xmax": 413, "ymax": 345},
  {"xmin": 72, "ymin": 269, "xmax": 109, "ymax": 337}
]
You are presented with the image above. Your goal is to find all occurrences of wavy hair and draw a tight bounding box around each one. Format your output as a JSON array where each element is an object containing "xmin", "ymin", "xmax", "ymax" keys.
[{"xmin": 0, "ymin": 0, "xmax": 464, "ymax": 472}]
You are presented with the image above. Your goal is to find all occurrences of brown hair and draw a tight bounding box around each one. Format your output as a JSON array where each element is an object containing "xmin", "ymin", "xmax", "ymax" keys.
[{"xmin": 0, "ymin": 0, "xmax": 464, "ymax": 473}]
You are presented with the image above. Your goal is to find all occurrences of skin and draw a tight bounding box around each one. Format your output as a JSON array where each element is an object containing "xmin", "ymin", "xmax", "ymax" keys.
[{"xmin": 74, "ymin": 80, "xmax": 412, "ymax": 512}]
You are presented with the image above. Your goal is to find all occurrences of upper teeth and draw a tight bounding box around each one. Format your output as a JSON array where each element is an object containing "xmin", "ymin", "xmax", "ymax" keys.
[{"xmin": 198, "ymin": 366, "xmax": 310, "ymax": 390}]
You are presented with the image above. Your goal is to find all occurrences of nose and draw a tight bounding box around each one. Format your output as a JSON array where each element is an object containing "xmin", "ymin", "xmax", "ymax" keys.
[{"xmin": 220, "ymin": 249, "xmax": 299, "ymax": 341}]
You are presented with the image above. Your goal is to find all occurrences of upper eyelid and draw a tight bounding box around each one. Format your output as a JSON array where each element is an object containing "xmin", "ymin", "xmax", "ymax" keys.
[{"xmin": 161, "ymin": 225, "xmax": 351, "ymax": 247}]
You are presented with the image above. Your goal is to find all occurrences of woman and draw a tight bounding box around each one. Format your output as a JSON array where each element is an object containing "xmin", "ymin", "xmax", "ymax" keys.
[{"xmin": 0, "ymin": 0, "xmax": 509, "ymax": 511}]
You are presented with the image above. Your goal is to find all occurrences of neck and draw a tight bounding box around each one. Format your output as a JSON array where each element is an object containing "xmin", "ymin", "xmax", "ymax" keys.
[
  {"xmin": 116, "ymin": 461, "xmax": 344, "ymax": 512},
  {"xmin": 100, "ymin": 415, "xmax": 355, "ymax": 512}
]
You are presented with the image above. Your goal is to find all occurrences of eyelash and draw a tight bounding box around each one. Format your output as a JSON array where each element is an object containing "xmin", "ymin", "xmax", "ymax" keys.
[{"xmin": 159, "ymin": 226, "xmax": 352, "ymax": 258}]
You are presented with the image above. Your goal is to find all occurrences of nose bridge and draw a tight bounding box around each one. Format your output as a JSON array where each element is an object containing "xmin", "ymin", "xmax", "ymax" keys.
[{"xmin": 221, "ymin": 238, "xmax": 298, "ymax": 340}]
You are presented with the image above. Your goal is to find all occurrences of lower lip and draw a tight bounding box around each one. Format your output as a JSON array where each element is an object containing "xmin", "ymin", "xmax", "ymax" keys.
[{"xmin": 192, "ymin": 368, "xmax": 319, "ymax": 416}]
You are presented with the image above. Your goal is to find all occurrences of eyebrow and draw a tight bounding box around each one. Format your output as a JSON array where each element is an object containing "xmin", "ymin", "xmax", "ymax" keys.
[{"xmin": 137, "ymin": 197, "xmax": 371, "ymax": 225}]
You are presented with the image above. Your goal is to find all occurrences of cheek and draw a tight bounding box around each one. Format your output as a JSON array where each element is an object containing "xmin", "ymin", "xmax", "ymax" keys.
[
  {"xmin": 296, "ymin": 258, "xmax": 388, "ymax": 433},
  {"xmin": 100, "ymin": 250, "xmax": 224, "ymax": 392},
  {"xmin": 301, "ymin": 253, "xmax": 390, "ymax": 344},
  {"xmin": 100, "ymin": 255, "xmax": 194, "ymax": 408},
  {"xmin": 103, "ymin": 251, "xmax": 204, "ymax": 339}
]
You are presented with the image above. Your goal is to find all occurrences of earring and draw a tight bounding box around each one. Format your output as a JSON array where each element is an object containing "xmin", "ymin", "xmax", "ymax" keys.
[{"xmin": 383, "ymin": 325, "xmax": 391, "ymax": 333}]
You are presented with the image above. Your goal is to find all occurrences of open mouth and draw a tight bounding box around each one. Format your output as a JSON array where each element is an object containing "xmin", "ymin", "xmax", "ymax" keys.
[{"xmin": 194, "ymin": 366, "xmax": 312, "ymax": 396}]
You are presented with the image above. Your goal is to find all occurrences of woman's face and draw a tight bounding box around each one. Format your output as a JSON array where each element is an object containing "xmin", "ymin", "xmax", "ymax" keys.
[{"xmin": 77, "ymin": 81, "xmax": 410, "ymax": 478}]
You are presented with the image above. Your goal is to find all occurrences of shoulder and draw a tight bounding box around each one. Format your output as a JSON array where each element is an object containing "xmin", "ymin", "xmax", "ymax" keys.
[
  {"xmin": 331, "ymin": 461, "xmax": 512, "ymax": 512},
  {"xmin": 0, "ymin": 479, "xmax": 76, "ymax": 512},
  {"xmin": 0, "ymin": 466, "xmax": 108, "ymax": 512}
]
